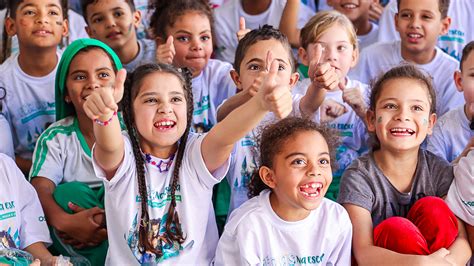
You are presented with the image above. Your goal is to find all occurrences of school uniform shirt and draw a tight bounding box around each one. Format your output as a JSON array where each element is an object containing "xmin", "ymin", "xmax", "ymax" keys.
[
  {"xmin": 214, "ymin": 189, "xmax": 352, "ymax": 265},
  {"xmin": 427, "ymin": 105, "xmax": 474, "ymax": 163},
  {"xmin": 0, "ymin": 51, "xmax": 61, "ymax": 160},
  {"xmin": 0, "ymin": 153, "xmax": 51, "ymax": 251},
  {"xmin": 122, "ymin": 39, "xmax": 156, "ymax": 73},
  {"xmin": 358, "ymin": 22, "xmax": 379, "ymax": 51},
  {"xmin": 214, "ymin": 0, "xmax": 315, "ymax": 63},
  {"xmin": 377, "ymin": 0, "xmax": 474, "ymax": 61},
  {"xmin": 0, "ymin": 113, "xmax": 14, "ymax": 159},
  {"xmin": 445, "ymin": 150, "xmax": 474, "ymax": 226},
  {"xmin": 350, "ymin": 40, "xmax": 463, "ymax": 116},
  {"xmin": 301, "ymin": 0, "xmax": 332, "ymax": 12},
  {"xmin": 191, "ymin": 59, "xmax": 236, "ymax": 132},
  {"xmin": 337, "ymin": 149, "xmax": 454, "ymax": 227},
  {"xmin": 92, "ymin": 133, "xmax": 230, "ymax": 265},
  {"xmin": 29, "ymin": 116, "xmax": 103, "ymax": 188}
]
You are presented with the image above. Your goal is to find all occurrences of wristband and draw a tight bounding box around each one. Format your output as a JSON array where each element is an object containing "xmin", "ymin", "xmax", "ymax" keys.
[{"xmin": 94, "ymin": 111, "xmax": 117, "ymax": 126}]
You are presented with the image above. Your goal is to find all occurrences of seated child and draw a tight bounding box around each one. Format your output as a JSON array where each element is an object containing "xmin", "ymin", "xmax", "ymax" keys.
[
  {"xmin": 214, "ymin": 117, "xmax": 352, "ymax": 264},
  {"xmin": 427, "ymin": 41, "xmax": 474, "ymax": 163},
  {"xmin": 81, "ymin": 0, "xmax": 156, "ymax": 73},
  {"xmin": 30, "ymin": 39, "xmax": 123, "ymax": 266},
  {"xmin": 0, "ymin": 153, "xmax": 53, "ymax": 265},
  {"xmin": 296, "ymin": 10, "xmax": 370, "ymax": 200},
  {"xmin": 338, "ymin": 64, "xmax": 472, "ymax": 265},
  {"xmin": 0, "ymin": 0, "xmax": 69, "ymax": 174},
  {"xmin": 351, "ymin": 0, "xmax": 464, "ymax": 117},
  {"xmin": 151, "ymin": 0, "xmax": 236, "ymax": 132}
]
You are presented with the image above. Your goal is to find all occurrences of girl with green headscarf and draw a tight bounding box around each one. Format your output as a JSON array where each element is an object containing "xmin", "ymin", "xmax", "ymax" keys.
[{"xmin": 29, "ymin": 38, "xmax": 124, "ymax": 266}]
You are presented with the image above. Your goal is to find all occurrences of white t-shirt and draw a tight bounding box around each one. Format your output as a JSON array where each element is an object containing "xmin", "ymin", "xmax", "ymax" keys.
[
  {"xmin": 0, "ymin": 113, "xmax": 14, "ymax": 159},
  {"xmin": 214, "ymin": 189, "xmax": 352, "ymax": 265},
  {"xmin": 445, "ymin": 150, "xmax": 474, "ymax": 226},
  {"xmin": 0, "ymin": 52, "xmax": 60, "ymax": 160},
  {"xmin": 0, "ymin": 153, "xmax": 51, "ymax": 251},
  {"xmin": 350, "ymin": 40, "xmax": 463, "ymax": 116},
  {"xmin": 358, "ymin": 22, "xmax": 379, "ymax": 51},
  {"xmin": 29, "ymin": 116, "xmax": 102, "ymax": 188},
  {"xmin": 427, "ymin": 105, "xmax": 473, "ymax": 163},
  {"xmin": 191, "ymin": 59, "xmax": 236, "ymax": 132},
  {"xmin": 214, "ymin": 0, "xmax": 315, "ymax": 63},
  {"xmin": 123, "ymin": 38, "xmax": 156, "ymax": 73},
  {"xmin": 377, "ymin": 0, "xmax": 474, "ymax": 61},
  {"xmin": 92, "ymin": 133, "xmax": 229, "ymax": 265}
]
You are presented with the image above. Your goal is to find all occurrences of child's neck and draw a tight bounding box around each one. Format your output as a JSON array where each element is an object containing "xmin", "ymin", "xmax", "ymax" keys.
[
  {"xmin": 400, "ymin": 46, "xmax": 436, "ymax": 65},
  {"xmin": 241, "ymin": 0, "xmax": 271, "ymax": 15},
  {"xmin": 352, "ymin": 16, "xmax": 372, "ymax": 36},
  {"xmin": 269, "ymin": 191, "xmax": 311, "ymax": 222},
  {"xmin": 141, "ymin": 142, "xmax": 178, "ymax": 159},
  {"xmin": 17, "ymin": 46, "xmax": 58, "ymax": 77},
  {"xmin": 464, "ymin": 103, "xmax": 474, "ymax": 121},
  {"xmin": 114, "ymin": 39, "xmax": 140, "ymax": 65},
  {"xmin": 373, "ymin": 147, "xmax": 419, "ymax": 193}
]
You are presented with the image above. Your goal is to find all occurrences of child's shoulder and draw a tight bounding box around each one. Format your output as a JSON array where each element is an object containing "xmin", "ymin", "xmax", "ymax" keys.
[
  {"xmin": 436, "ymin": 105, "xmax": 465, "ymax": 127},
  {"xmin": 223, "ymin": 191, "xmax": 270, "ymax": 233},
  {"xmin": 204, "ymin": 59, "xmax": 233, "ymax": 73},
  {"xmin": 318, "ymin": 198, "xmax": 351, "ymax": 226},
  {"xmin": 360, "ymin": 41, "xmax": 399, "ymax": 58}
]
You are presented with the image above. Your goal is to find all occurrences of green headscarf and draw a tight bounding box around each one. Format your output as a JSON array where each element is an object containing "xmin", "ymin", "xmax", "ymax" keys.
[{"xmin": 55, "ymin": 38, "xmax": 123, "ymax": 121}]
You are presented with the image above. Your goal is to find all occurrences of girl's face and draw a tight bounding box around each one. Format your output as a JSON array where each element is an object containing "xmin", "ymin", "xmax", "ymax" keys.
[
  {"xmin": 166, "ymin": 11, "xmax": 212, "ymax": 77},
  {"xmin": 260, "ymin": 131, "xmax": 332, "ymax": 221},
  {"xmin": 133, "ymin": 72, "xmax": 188, "ymax": 158},
  {"xmin": 367, "ymin": 78, "xmax": 436, "ymax": 153},
  {"xmin": 301, "ymin": 24, "xmax": 358, "ymax": 85},
  {"xmin": 66, "ymin": 49, "xmax": 116, "ymax": 118}
]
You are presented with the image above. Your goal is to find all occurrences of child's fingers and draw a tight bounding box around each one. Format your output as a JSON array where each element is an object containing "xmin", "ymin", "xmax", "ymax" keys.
[
  {"xmin": 166, "ymin": 35, "xmax": 174, "ymax": 48},
  {"xmin": 68, "ymin": 202, "xmax": 85, "ymax": 213},
  {"xmin": 99, "ymin": 88, "xmax": 119, "ymax": 111},
  {"xmin": 313, "ymin": 43, "xmax": 323, "ymax": 66},
  {"xmin": 265, "ymin": 50, "xmax": 274, "ymax": 72},
  {"xmin": 83, "ymin": 101, "xmax": 101, "ymax": 120},
  {"xmin": 239, "ymin": 17, "xmax": 246, "ymax": 31},
  {"xmin": 113, "ymin": 69, "xmax": 127, "ymax": 103}
]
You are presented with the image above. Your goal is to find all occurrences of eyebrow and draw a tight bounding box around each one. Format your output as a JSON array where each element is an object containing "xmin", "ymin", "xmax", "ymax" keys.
[
  {"xmin": 379, "ymin": 98, "xmax": 428, "ymax": 104},
  {"xmin": 69, "ymin": 67, "xmax": 113, "ymax": 75},
  {"xmin": 284, "ymin": 151, "xmax": 329, "ymax": 159},
  {"xmin": 20, "ymin": 3, "xmax": 61, "ymax": 10},
  {"xmin": 138, "ymin": 91, "xmax": 184, "ymax": 97},
  {"xmin": 90, "ymin": 7, "xmax": 123, "ymax": 19},
  {"xmin": 245, "ymin": 58, "xmax": 288, "ymax": 66},
  {"xmin": 174, "ymin": 29, "xmax": 211, "ymax": 35}
]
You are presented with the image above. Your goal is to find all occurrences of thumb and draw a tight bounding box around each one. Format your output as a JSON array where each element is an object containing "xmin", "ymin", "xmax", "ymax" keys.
[
  {"xmin": 265, "ymin": 50, "xmax": 274, "ymax": 72},
  {"xmin": 239, "ymin": 16, "xmax": 246, "ymax": 31},
  {"xmin": 338, "ymin": 81, "xmax": 346, "ymax": 91},
  {"xmin": 166, "ymin": 35, "xmax": 174, "ymax": 47},
  {"xmin": 433, "ymin": 248, "xmax": 450, "ymax": 257},
  {"xmin": 68, "ymin": 202, "xmax": 85, "ymax": 213},
  {"xmin": 264, "ymin": 56, "xmax": 279, "ymax": 90},
  {"xmin": 114, "ymin": 68, "xmax": 127, "ymax": 103},
  {"xmin": 313, "ymin": 43, "xmax": 323, "ymax": 65}
]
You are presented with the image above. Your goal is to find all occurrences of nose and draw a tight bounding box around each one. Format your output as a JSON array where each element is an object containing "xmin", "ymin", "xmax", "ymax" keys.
[
  {"xmin": 105, "ymin": 16, "xmax": 116, "ymax": 28},
  {"xmin": 306, "ymin": 162, "xmax": 320, "ymax": 177},
  {"xmin": 158, "ymin": 101, "xmax": 173, "ymax": 114},
  {"xmin": 190, "ymin": 37, "xmax": 203, "ymax": 51},
  {"xmin": 394, "ymin": 106, "xmax": 411, "ymax": 122},
  {"xmin": 408, "ymin": 15, "xmax": 421, "ymax": 29},
  {"xmin": 323, "ymin": 46, "xmax": 337, "ymax": 62},
  {"xmin": 35, "ymin": 10, "xmax": 50, "ymax": 24}
]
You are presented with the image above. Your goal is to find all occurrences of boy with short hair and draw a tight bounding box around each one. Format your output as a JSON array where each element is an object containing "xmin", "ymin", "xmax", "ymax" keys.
[
  {"xmin": 81, "ymin": 0, "xmax": 155, "ymax": 72},
  {"xmin": 350, "ymin": 0, "xmax": 464, "ymax": 117},
  {"xmin": 427, "ymin": 41, "xmax": 474, "ymax": 163},
  {"xmin": 0, "ymin": 0, "xmax": 69, "ymax": 174}
]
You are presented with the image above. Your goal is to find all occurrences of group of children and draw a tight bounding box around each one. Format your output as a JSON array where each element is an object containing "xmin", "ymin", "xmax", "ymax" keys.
[{"xmin": 0, "ymin": 0, "xmax": 473, "ymax": 265}]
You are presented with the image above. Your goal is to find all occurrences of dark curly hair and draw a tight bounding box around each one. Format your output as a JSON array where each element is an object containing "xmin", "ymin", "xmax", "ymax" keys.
[
  {"xmin": 81, "ymin": 0, "xmax": 136, "ymax": 23},
  {"xmin": 234, "ymin": 24, "xmax": 295, "ymax": 74},
  {"xmin": 248, "ymin": 117, "xmax": 339, "ymax": 198},
  {"xmin": 122, "ymin": 63, "xmax": 193, "ymax": 259},
  {"xmin": 460, "ymin": 41, "xmax": 474, "ymax": 71}
]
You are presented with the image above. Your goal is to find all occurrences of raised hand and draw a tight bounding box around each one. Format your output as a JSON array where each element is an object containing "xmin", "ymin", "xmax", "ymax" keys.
[
  {"xmin": 83, "ymin": 68, "xmax": 126, "ymax": 121},
  {"xmin": 340, "ymin": 82, "xmax": 367, "ymax": 119},
  {"xmin": 256, "ymin": 51, "xmax": 293, "ymax": 118},
  {"xmin": 156, "ymin": 35, "xmax": 176, "ymax": 64},
  {"xmin": 236, "ymin": 17, "xmax": 251, "ymax": 41},
  {"xmin": 320, "ymin": 99, "xmax": 347, "ymax": 123},
  {"xmin": 308, "ymin": 44, "xmax": 339, "ymax": 91}
]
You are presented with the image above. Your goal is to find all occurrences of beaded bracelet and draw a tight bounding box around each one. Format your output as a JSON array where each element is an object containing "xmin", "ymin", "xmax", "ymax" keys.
[{"xmin": 94, "ymin": 111, "xmax": 117, "ymax": 126}]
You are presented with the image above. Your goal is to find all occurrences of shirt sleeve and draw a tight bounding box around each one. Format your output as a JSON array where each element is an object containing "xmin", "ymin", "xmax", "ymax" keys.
[
  {"xmin": 29, "ymin": 129, "xmax": 64, "ymax": 184},
  {"xmin": 0, "ymin": 113, "xmax": 14, "ymax": 159},
  {"xmin": 428, "ymin": 152, "xmax": 454, "ymax": 197},
  {"xmin": 337, "ymin": 158, "xmax": 375, "ymax": 212},
  {"xmin": 426, "ymin": 119, "xmax": 449, "ymax": 161}
]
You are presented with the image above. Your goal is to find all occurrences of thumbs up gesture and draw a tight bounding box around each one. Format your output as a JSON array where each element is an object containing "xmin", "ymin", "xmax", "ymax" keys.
[
  {"xmin": 308, "ymin": 44, "xmax": 339, "ymax": 91},
  {"xmin": 256, "ymin": 51, "xmax": 293, "ymax": 118},
  {"xmin": 340, "ymin": 82, "xmax": 367, "ymax": 119},
  {"xmin": 156, "ymin": 35, "xmax": 176, "ymax": 64},
  {"xmin": 236, "ymin": 17, "xmax": 251, "ymax": 41},
  {"xmin": 83, "ymin": 69, "xmax": 127, "ymax": 121}
]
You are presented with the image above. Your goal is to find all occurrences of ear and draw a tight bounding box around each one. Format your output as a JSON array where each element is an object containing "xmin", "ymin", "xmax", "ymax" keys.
[
  {"xmin": 64, "ymin": 94, "xmax": 71, "ymax": 103},
  {"xmin": 394, "ymin": 13, "xmax": 400, "ymax": 33},
  {"xmin": 454, "ymin": 70, "xmax": 463, "ymax": 92},
  {"xmin": 61, "ymin": 19, "xmax": 69, "ymax": 37},
  {"xmin": 426, "ymin": 113, "xmax": 437, "ymax": 135},
  {"xmin": 133, "ymin": 10, "xmax": 142, "ymax": 28},
  {"xmin": 85, "ymin": 25, "xmax": 93, "ymax": 37},
  {"xmin": 289, "ymin": 72, "xmax": 300, "ymax": 88},
  {"xmin": 259, "ymin": 166, "xmax": 277, "ymax": 189},
  {"xmin": 298, "ymin": 47, "xmax": 309, "ymax": 66},
  {"xmin": 366, "ymin": 109, "xmax": 377, "ymax": 133},
  {"xmin": 230, "ymin": 69, "xmax": 243, "ymax": 91},
  {"xmin": 440, "ymin": 16, "xmax": 451, "ymax": 35},
  {"xmin": 4, "ymin": 17, "xmax": 17, "ymax": 37}
]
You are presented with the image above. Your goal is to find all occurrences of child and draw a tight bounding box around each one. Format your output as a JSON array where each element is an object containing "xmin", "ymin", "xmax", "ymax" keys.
[
  {"xmin": 0, "ymin": 0, "xmax": 68, "ymax": 175},
  {"xmin": 0, "ymin": 153, "xmax": 54, "ymax": 265},
  {"xmin": 427, "ymin": 41, "xmax": 474, "ymax": 163},
  {"xmin": 296, "ymin": 10, "xmax": 369, "ymax": 200},
  {"xmin": 81, "ymin": 0, "xmax": 155, "ymax": 73},
  {"xmin": 151, "ymin": 0, "xmax": 237, "ymax": 133},
  {"xmin": 214, "ymin": 117, "xmax": 352, "ymax": 264},
  {"xmin": 0, "ymin": 90, "xmax": 14, "ymax": 158},
  {"xmin": 351, "ymin": 0, "xmax": 464, "ymax": 117},
  {"xmin": 83, "ymin": 59, "xmax": 293, "ymax": 264},
  {"xmin": 30, "ymin": 39, "xmax": 122, "ymax": 266},
  {"xmin": 338, "ymin": 64, "xmax": 472, "ymax": 265},
  {"xmin": 280, "ymin": 0, "xmax": 379, "ymax": 51},
  {"xmin": 445, "ymin": 150, "xmax": 474, "ymax": 252},
  {"xmin": 213, "ymin": 0, "xmax": 315, "ymax": 63}
]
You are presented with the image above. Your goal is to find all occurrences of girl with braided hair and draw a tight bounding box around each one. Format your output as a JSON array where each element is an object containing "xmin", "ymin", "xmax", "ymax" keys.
[{"xmin": 84, "ymin": 57, "xmax": 294, "ymax": 264}]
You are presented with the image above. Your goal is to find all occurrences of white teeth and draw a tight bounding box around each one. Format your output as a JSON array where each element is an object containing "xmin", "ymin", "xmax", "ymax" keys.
[
  {"xmin": 408, "ymin": 33, "xmax": 422, "ymax": 38},
  {"xmin": 311, "ymin": 183, "xmax": 317, "ymax": 188},
  {"xmin": 342, "ymin": 3, "xmax": 357, "ymax": 8},
  {"xmin": 157, "ymin": 121, "xmax": 174, "ymax": 126}
]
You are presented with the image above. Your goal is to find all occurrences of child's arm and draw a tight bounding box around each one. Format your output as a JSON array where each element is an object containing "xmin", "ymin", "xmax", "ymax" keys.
[
  {"xmin": 452, "ymin": 137, "xmax": 474, "ymax": 165},
  {"xmin": 279, "ymin": 0, "xmax": 301, "ymax": 47},
  {"xmin": 445, "ymin": 217, "xmax": 472, "ymax": 265},
  {"xmin": 340, "ymin": 82, "xmax": 368, "ymax": 125},
  {"xmin": 23, "ymin": 242, "xmax": 54, "ymax": 265},
  {"xmin": 345, "ymin": 204, "xmax": 454, "ymax": 265},
  {"xmin": 83, "ymin": 69, "xmax": 127, "ymax": 179},
  {"xmin": 467, "ymin": 224, "xmax": 474, "ymax": 251},
  {"xmin": 202, "ymin": 56, "xmax": 293, "ymax": 172},
  {"xmin": 156, "ymin": 36, "xmax": 175, "ymax": 65},
  {"xmin": 236, "ymin": 17, "xmax": 250, "ymax": 42}
]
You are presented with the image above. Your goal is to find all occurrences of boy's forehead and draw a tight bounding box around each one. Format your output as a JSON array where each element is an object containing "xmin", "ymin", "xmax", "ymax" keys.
[
  {"xmin": 398, "ymin": 0, "xmax": 441, "ymax": 14},
  {"xmin": 87, "ymin": 0, "xmax": 131, "ymax": 15},
  {"xmin": 243, "ymin": 40, "xmax": 291, "ymax": 64},
  {"xmin": 18, "ymin": 0, "xmax": 62, "ymax": 9}
]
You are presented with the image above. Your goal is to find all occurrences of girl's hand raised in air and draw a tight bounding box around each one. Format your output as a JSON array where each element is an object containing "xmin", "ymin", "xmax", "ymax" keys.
[
  {"xmin": 237, "ymin": 17, "xmax": 251, "ymax": 41},
  {"xmin": 83, "ymin": 69, "xmax": 127, "ymax": 121},
  {"xmin": 309, "ymin": 44, "xmax": 339, "ymax": 91},
  {"xmin": 156, "ymin": 36, "xmax": 176, "ymax": 64},
  {"xmin": 340, "ymin": 82, "xmax": 367, "ymax": 120}
]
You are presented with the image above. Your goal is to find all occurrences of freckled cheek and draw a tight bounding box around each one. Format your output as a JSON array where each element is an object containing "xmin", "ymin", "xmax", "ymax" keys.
[{"xmin": 18, "ymin": 18, "xmax": 29, "ymax": 27}]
